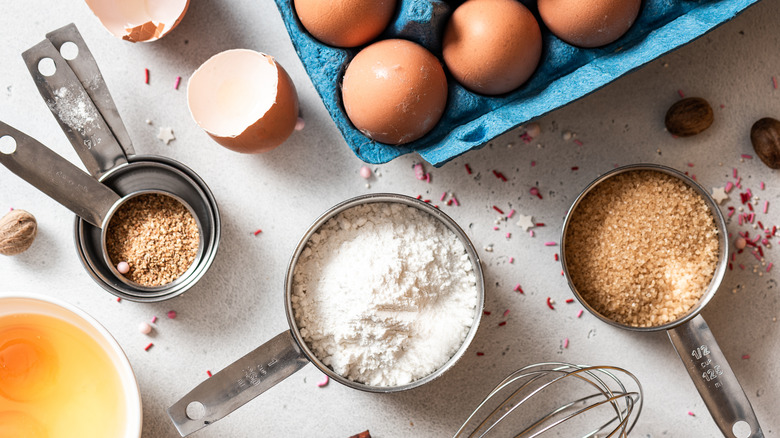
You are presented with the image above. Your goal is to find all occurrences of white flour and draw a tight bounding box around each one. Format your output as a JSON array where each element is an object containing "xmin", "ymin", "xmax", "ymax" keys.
[{"xmin": 291, "ymin": 202, "xmax": 479, "ymax": 387}]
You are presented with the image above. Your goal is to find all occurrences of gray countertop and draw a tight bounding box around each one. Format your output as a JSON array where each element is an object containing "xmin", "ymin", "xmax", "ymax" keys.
[{"xmin": 1, "ymin": 1, "xmax": 778, "ymax": 437}]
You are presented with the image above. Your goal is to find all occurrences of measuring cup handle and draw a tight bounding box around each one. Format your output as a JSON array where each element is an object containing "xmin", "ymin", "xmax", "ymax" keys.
[
  {"xmin": 668, "ymin": 315, "xmax": 764, "ymax": 438},
  {"xmin": 0, "ymin": 121, "xmax": 120, "ymax": 227},
  {"xmin": 167, "ymin": 331, "xmax": 310, "ymax": 437}
]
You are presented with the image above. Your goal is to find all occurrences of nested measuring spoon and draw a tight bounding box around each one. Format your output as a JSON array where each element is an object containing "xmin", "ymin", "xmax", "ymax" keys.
[
  {"xmin": 561, "ymin": 164, "xmax": 763, "ymax": 438},
  {"xmin": 0, "ymin": 24, "xmax": 219, "ymax": 301}
]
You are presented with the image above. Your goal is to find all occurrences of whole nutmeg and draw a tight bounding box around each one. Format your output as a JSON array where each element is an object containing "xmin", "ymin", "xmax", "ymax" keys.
[
  {"xmin": 665, "ymin": 97, "xmax": 714, "ymax": 137},
  {"xmin": 750, "ymin": 117, "xmax": 780, "ymax": 169},
  {"xmin": 0, "ymin": 209, "xmax": 37, "ymax": 256}
]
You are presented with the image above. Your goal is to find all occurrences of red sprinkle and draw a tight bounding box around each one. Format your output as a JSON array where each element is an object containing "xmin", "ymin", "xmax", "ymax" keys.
[
  {"xmin": 174, "ymin": 76, "xmax": 182, "ymax": 90},
  {"xmin": 476, "ymin": 352, "xmax": 485, "ymax": 356},
  {"xmin": 144, "ymin": 68, "xmax": 149, "ymax": 84},
  {"xmin": 529, "ymin": 187, "xmax": 542, "ymax": 199},
  {"xmin": 742, "ymin": 354, "xmax": 751, "ymax": 360},
  {"xmin": 546, "ymin": 297, "xmax": 555, "ymax": 310},
  {"xmin": 483, "ymin": 310, "xmax": 491, "ymax": 315},
  {"xmin": 207, "ymin": 370, "xmax": 212, "ymax": 377},
  {"xmin": 741, "ymin": 154, "xmax": 753, "ymax": 159},
  {"xmin": 565, "ymin": 298, "xmax": 574, "ymax": 303},
  {"xmin": 514, "ymin": 284, "xmax": 524, "ymax": 294},
  {"xmin": 535, "ymin": 223, "xmax": 546, "ymax": 227},
  {"xmin": 774, "ymin": 76, "xmax": 778, "ymax": 89},
  {"xmin": 116, "ymin": 297, "xmax": 122, "ymax": 303},
  {"xmin": 254, "ymin": 229, "xmax": 263, "ymax": 236},
  {"xmin": 492, "ymin": 205, "xmax": 505, "ymax": 215},
  {"xmin": 144, "ymin": 343, "xmax": 153, "ymax": 351},
  {"xmin": 571, "ymin": 166, "xmax": 579, "ymax": 171},
  {"xmin": 687, "ymin": 162, "xmax": 694, "ymax": 167},
  {"xmin": 503, "ymin": 309, "xmax": 510, "ymax": 317},
  {"xmin": 465, "ymin": 164, "xmax": 472, "ymax": 175},
  {"xmin": 677, "ymin": 89, "xmax": 685, "ymax": 98},
  {"xmin": 573, "ymin": 139, "xmax": 583, "ymax": 146},
  {"xmin": 498, "ymin": 321, "xmax": 507, "ymax": 327},
  {"xmin": 554, "ymin": 253, "xmax": 559, "ymax": 261},
  {"xmin": 492, "ymin": 170, "xmax": 507, "ymax": 182},
  {"xmin": 167, "ymin": 310, "xmax": 177, "ymax": 319}
]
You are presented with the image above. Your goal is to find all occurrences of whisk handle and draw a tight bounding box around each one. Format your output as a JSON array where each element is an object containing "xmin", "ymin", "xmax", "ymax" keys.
[{"xmin": 668, "ymin": 315, "xmax": 763, "ymax": 438}]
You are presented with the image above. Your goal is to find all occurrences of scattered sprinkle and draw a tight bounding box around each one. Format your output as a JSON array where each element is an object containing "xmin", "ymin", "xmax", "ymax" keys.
[
  {"xmin": 413, "ymin": 163, "xmax": 426, "ymax": 180},
  {"xmin": 295, "ymin": 117, "xmax": 305, "ymax": 131},
  {"xmin": 138, "ymin": 322, "xmax": 152, "ymax": 335},
  {"xmin": 144, "ymin": 68, "xmax": 149, "ymax": 84},
  {"xmin": 503, "ymin": 309, "xmax": 510, "ymax": 317},
  {"xmin": 157, "ymin": 126, "xmax": 175, "ymax": 144},
  {"xmin": 529, "ymin": 187, "xmax": 543, "ymax": 199},
  {"xmin": 317, "ymin": 375, "xmax": 330, "ymax": 387},
  {"xmin": 492, "ymin": 205, "xmax": 505, "ymax": 215},
  {"xmin": 741, "ymin": 154, "xmax": 753, "ymax": 159},
  {"xmin": 440, "ymin": 191, "xmax": 447, "ymax": 201},
  {"xmin": 144, "ymin": 342, "xmax": 153, "ymax": 351},
  {"xmin": 571, "ymin": 166, "xmax": 579, "ymax": 171},
  {"xmin": 767, "ymin": 263, "xmax": 774, "ymax": 273},
  {"xmin": 774, "ymin": 76, "xmax": 778, "ymax": 89},
  {"xmin": 563, "ymin": 338, "xmax": 569, "ymax": 349},
  {"xmin": 544, "ymin": 242, "xmax": 557, "ymax": 247},
  {"xmin": 741, "ymin": 354, "xmax": 750, "ymax": 360},
  {"xmin": 565, "ymin": 298, "xmax": 574, "ymax": 303},
  {"xmin": 151, "ymin": 316, "xmax": 158, "ymax": 323},
  {"xmin": 677, "ymin": 89, "xmax": 685, "ymax": 98},
  {"xmin": 207, "ymin": 370, "xmax": 212, "ymax": 377},
  {"xmin": 117, "ymin": 261, "xmax": 130, "ymax": 274},
  {"xmin": 174, "ymin": 76, "xmax": 181, "ymax": 90},
  {"xmin": 506, "ymin": 232, "xmax": 511, "ymax": 239},
  {"xmin": 493, "ymin": 170, "xmax": 507, "ymax": 182},
  {"xmin": 465, "ymin": 164, "xmax": 472, "ymax": 175},
  {"xmin": 167, "ymin": 310, "xmax": 177, "ymax": 319},
  {"xmin": 688, "ymin": 411, "xmax": 695, "ymax": 417},
  {"xmin": 546, "ymin": 297, "xmax": 555, "ymax": 310},
  {"xmin": 573, "ymin": 139, "xmax": 583, "ymax": 146},
  {"xmin": 116, "ymin": 297, "xmax": 122, "ymax": 303},
  {"xmin": 360, "ymin": 166, "xmax": 372, "ymax": 179},
  {"xmin": 483, "ymin": 310, "xmax": 491, "ymax": 315},
  {"xmin": 554, "ymin": 253, "xmax": 559, "ymax": 261},
  {"xmin": 507, "ymin": 209, "xmax": 515, "ymax": 219},
  {"xmin": 253, "ymin": 229, "xmax": 263, "ymax": 236},
  {"xmin": 508, "ymin": 257, "xmax": 514, "ymax": 263},
  {"xmin": 498, "ymin": 321, "xmax": 507, "ymax": 327},
  {"xmin": 476, "ymin": 352, "xmax": 485, "ymax": 356},
  {"xmin": 514, "ymin": 284, "xmax": 524, "ymax": 294},
  {"xmin": 577, "ymin": 309, "xmax": 584, "ymax": 318},
  {"xmin": 764, "ymin": 201, "xmax": 769, "ymax": 214}
]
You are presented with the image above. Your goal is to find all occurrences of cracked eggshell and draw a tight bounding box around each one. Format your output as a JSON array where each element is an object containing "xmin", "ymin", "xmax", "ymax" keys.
[
  {"xmin": 187, "ymin": 49, "xmax": 300, "ymax": 154},
  {"xmin": 341, "ymin": 39, "xmax": 447, "ymax": 145},
  {"xmin": 538, "ymin": 0, "xmax": 642, "ymax": 48},
  {"xmin": 85, "ymin": 0, "xmax": 189, "ymax": 42}
]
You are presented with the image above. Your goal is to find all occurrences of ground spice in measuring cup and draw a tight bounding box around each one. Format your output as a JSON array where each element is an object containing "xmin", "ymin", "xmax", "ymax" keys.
[{"xmin": 105, "ymin": 193, "xmax": 199, "ymax": 287}]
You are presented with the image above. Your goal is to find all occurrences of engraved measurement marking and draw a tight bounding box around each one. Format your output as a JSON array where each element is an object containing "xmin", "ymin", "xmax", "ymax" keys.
[
  {"xmin": 691, "ymin": 345, "xmax": 711, "ymax": 360},
  {"xmin": 235, "ymin": 358, "xmax": 279, "ymax": 389}
]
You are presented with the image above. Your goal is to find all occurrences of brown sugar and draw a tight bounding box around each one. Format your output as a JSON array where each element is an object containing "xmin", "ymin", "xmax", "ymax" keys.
[
  {"xmin": 106, "ymin": 193, "xmax": 199, "ymax": 287},
  {"xmin": 564, "ymin": 170, "xmax": 720, "ymax": 327}
]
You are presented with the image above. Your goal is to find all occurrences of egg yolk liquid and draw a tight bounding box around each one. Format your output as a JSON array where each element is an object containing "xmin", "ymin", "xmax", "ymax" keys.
[{"xmin": 0, "ymin": 313, "xmax": 127, "ymax": 437}]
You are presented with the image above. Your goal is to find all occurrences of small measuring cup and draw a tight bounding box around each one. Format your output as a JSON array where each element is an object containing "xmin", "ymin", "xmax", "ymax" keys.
[
  {"xmin": 560, "ymin": 164, "xmax": 763, "ymax": 438},
  {"xmin": 167, "ymin": 193, "xmax": 485, "ymax": 436},
  {"xmin": 0, "ymin": 24, "xmax": 219, "ymax": 301}
]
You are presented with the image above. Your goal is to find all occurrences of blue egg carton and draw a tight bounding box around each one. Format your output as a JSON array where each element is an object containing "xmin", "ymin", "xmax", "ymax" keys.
[{"xmin": 273, "ymin": 0, "xmax": 760, "ymax": 167}]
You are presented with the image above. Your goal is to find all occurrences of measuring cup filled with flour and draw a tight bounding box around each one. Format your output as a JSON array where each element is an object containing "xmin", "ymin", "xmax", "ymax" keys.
[
  {"xmin": 168, "ymin": 194, "xmax": 484, "ymax": 436},
  {"xmin": 561, "ymin": 164, "xmax": 763, "ymax": 438}
]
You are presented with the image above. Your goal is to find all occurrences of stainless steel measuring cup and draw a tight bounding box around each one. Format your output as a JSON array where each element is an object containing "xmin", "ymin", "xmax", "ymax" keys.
[
  {"xmin": 0, "ymin": 24, "xmax": 219, "ymax": 301},
  {"xmin": 560, "ymin": 164, "xmax": 763, "ymax": 438},
  {"xmin": 167, "ymin": 193, "xmax": 485, "ymax": 436}
]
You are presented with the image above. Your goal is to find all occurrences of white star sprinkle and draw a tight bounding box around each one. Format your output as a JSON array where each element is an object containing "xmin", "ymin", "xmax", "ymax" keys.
[
  {"xmin": 711, "ymin": 187, "xmax": 728, "ymax": 204},
  {"xmin": 516, "ymin": 214, "xmax": 535, "ymax": 231},
  {"xmin": 157, "ymin": 126, "xmax": 175, "ymax": 145}
]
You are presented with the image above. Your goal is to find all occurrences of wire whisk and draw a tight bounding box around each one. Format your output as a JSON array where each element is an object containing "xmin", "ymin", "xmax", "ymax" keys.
[{"xmin": 454, "ymin": 362, "xmax": 643, "ymax": 438}]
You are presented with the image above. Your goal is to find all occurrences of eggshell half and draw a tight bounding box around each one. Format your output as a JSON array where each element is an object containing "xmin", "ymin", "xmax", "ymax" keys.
[
  {"xmin": 84, "ymin": 0, "xmax": 190, "ymax": 42},
  {"xmin": 443, "ymin": 0, "xmax": 542, "ymax": 96},
  {"xmin": 537, "ymin": 0, "xmax": 642, "ymax": 48},
  {"xmin": 294, "ymin": 0, "xmax": 397, "ymax": 48},
  {"xmin": 187, "ymin": 50, "xmax": 300, "ymax": 154},
  {"xmin": 341, "ymin": 39, "xmax": 448, "ymax": 145}
]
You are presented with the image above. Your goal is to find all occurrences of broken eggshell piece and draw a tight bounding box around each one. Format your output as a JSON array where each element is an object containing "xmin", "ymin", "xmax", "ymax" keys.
[
  {"xmin": 187, "ymin": 49, "xmax": 300, "ymax": 154},
  {"xmin": 84, "ymin": 0, "xmax": 189, "ymax": 42}
]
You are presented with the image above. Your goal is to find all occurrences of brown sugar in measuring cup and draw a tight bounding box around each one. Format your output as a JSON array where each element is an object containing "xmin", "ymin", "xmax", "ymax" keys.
[{"xmin": 561, "ymin": 164, "xmax": 764, "ymax": 438}]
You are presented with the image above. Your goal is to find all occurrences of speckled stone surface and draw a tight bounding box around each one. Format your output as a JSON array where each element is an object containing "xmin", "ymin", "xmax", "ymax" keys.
[{"xmin": 1, "ymin": 1, "xmax": 779, "ymax": 437}]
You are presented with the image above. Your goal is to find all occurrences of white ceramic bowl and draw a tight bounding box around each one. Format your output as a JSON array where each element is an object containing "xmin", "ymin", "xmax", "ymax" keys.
[{"xmin": 0, "ymin": 294, "xmax": 142, "ymax": 437}]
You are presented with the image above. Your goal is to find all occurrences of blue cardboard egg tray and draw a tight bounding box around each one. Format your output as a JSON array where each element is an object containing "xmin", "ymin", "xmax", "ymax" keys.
[{"xmin": 273, "ymin": 0, "xmax": 760, "ymax": 167}]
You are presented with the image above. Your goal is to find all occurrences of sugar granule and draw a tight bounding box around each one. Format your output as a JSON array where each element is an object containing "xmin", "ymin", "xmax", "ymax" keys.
[
  {"xmin": 564, "ymin": 170, "xmax": 719, "ymax": 328},
  {"xmin": 291, "ymin": 202, "xmax": 478, "ymax": 387}
]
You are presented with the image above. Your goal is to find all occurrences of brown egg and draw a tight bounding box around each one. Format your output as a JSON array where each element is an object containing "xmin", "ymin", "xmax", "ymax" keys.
[
  {"xmin": 187, "ymin": 50, "xmax": 299, "ymax": 154},
  {"xmin": 294, "ymin": 0, "xmax": 397, "ymax": 48},
  {"xmin": 342, "ymin": 39, "xmax": 448, "ymax": 145},
  {"xmin": 85, "ymin": 0, "xmax": 189, "ymax": 42},
  {"xmin": 538, "ymin": 0, "xmax": 642, "ymax": 48},
  {"xmin": 443, "ymin": 0, "xmax": 542, "ymax": 96}
]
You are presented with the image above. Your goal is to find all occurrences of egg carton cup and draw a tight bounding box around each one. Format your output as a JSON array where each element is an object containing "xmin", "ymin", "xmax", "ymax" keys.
[{"xmin": 274, "ymin": 0, "xmax": 760, "ymax": 167}]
